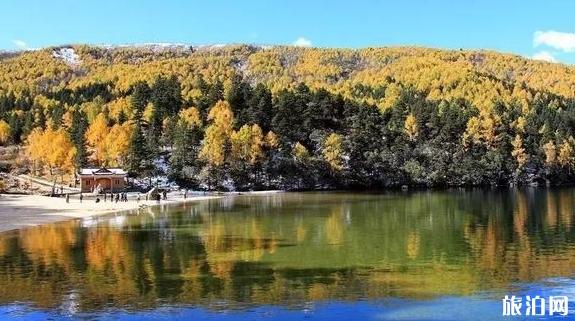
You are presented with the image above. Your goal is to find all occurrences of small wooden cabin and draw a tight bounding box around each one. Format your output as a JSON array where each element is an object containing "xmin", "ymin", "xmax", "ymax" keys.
[{"xmin": 78, "ymin": 168, "xmax": 127, "ymax": 193}]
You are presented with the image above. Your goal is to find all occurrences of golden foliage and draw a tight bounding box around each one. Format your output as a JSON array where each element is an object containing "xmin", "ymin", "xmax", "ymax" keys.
[
  {"xmin": 104, "ymin": 122, "xmax": 133, "ymax": 166},
  {"xmin": 199, "ymin": 101, "xmax": 234, "ymax": 166},
  {"xmin": 463, "ymin": 111, "xmax": 499, "ymax": 148},
  {"xmin": 230, "ymin": 124, "xmax": 265, "ymax": 165},
  {"xmin": 292, "ymin": 142, "xmax": 310, "ymax": 163},
  {"xmin": 26, "ymin": 127, "xmax": 76, "ymax": 174},
  {"xmin": 179, "ymin": 107, "xmax": 202, "ymax": 128},
  {"xmin": 85, "ymin": 113, "xmax": 132, "ymax": 166},
  {"xmin": 322, "ymin": 133, "xmax": 344, "ymax": 171},
  {"xmin": 85, "ymin": 113, "xmax": 109, "ymax": 165},
  {"xmin": 543, "ymin": 141, "xmax": 557, "ymax": 165},
  {"xmin": 0, "ymin": 120, "xmax": 10, "ymax": 145},
  {"xmin": 106, "ymin": 97, "xmax": 131, "ymax": 122},
  {"xmin": 265, "ymin": 131, "xmax": 279, "ymax": 149},
  {"xmin": 558, "ymin": 138, "xmax": 575, "ymax": 168},
  {"xmin": 404, "ymin": 114, "xmax": 418, "ymax": 141},
  {"xmin": 511, "ymin": 135, "xmax": 528, "ymax": 169}
]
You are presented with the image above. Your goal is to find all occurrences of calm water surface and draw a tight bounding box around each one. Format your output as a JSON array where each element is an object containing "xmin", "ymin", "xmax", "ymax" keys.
[{"xmin": 1, "ymin": 190, "xmax": 575, "ymax": 320}]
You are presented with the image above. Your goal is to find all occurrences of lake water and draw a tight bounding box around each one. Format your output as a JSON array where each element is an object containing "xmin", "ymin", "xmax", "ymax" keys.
[{"xmin": 1, "ymin": 190, "xmax": 575, "ymax": 320}]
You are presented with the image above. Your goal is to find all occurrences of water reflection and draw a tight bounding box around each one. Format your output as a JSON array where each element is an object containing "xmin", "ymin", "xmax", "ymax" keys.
[{"xmin": 0, "ymin": 189, "xmax": 574, "ymax": 313}]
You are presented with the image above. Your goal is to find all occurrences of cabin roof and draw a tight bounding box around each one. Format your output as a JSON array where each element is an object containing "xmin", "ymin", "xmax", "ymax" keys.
[{"xmin": 79, "ymin": 168, "xmax": 127, "ymax": 176}]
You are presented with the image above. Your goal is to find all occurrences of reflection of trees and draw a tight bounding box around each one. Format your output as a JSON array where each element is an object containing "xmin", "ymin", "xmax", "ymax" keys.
[
  {"xmin": 0, "ymin": 190, "xmax": 574, "ymax": 311},
  {"xmin": 464, "ymin": 189, "xmax": 575, "ymax": 287}
]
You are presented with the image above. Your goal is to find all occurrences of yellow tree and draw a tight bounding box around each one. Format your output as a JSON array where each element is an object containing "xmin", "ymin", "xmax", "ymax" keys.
[
  {"xmin": 47, "ymin": 128, "xmax": 77, "ymax": 176},
  {"xmin": 292, "ymin": 142, "xmax": 310, "ymax": 163},
  {"xmin": 249, "ymin": 124, "xmax": 264, "ymax": 165},
  {"xmin": 231, "ymin": 124, "xmax": 252, "ymax": 164},
  {"xmin": 265, "ymin": 131, "xmax": 279, "ymax": 149},
  {"xmin": 322, "ymin": 133, "xmax": 344, "ymax": 171},
  {"xmin": 511, "ymin": 135, "xmax": 528, "ymax": 169},
  {"xmin": 0, "ymin": 120, "xmax": 10, "ymax": 145},
  {"xmin": 404, "ymin": 114, "xmax": 418, "ymax": 141},
  {"xmin": 26, "ymin": 128, "xmax": 48, "ymax": 174},
  {"xmin": 231, "ymin": 124, "xmax": 264, "ymax": 166},
  {"xmin": 463, "ymin": 112, "xmax": 499, "ymax": 148},
  {"xmin": 463, "ymin": 116, "xmax": 481, "ymax": 146},
  {"xmin": 179, "ymin": 107, "xmax": 202, "ymax": 128},
  {"xmin": 199, "ymin": 101, "xmax": 234, "ymax": 166},
  {"xmin": 104, "ymin": 122, "xmax": 133, "ymax": 166},
  {"xmin": 542, "ymin": 141, "xmax": 557, "ymax": 166},
  {"xmin": 558, "ymin": 138, "xmax": 574, "ymax": 169},
  {"xmin": 26, "ymin": 127, "xmax": 76, "ymax": 178},
  {"xmin": 85, "ymin": 113, "xmax": 109, "ymax": 165}
]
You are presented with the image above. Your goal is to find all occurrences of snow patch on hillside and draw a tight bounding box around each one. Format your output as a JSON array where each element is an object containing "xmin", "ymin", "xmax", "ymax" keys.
[
  {"xmin": 52, "ymin": 47, "xmax": 81, "ymax": 66},
  {"xmin": 94, "ymin": 43, "xmax": 274, "ymax": 52}
]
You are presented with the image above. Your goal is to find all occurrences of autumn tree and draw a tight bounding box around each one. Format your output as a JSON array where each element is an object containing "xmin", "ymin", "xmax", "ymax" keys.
[
  {"xmin": 511, "ymin": 135, "xmax": 528, "ymax": 169},
  {"xmin": 103, "ymin": 122, "xmax": 132, "ymax": 166},
  {"xmin": 85, "ymin": 113, "xmax": 109, "ymax": 165},
  {"xmin": 199, "ymin": 101, "xmax": 234, "ymax": 167},
  {"xmin": 322, "ymin": 133, "xmax": 344, "ymax": 171},
  {"xmin": 199, "ymin": 100, "xmax": 234, "ymax": 189},
  {"xmin": 26, "ymin": 127, "xmax": 76, "ymax": 179},
  {"xmin": 404, "ymin": 114, "xmax": 418, "ymax": 141},
  {"xmin": 231, "ymin": 124, "xmax": 264, "ymax": 166},
  {"xmin": 542, "ymin": 141, "xmax": 557, "ymax": 166},
  {"xmin": 558, "ymin": 138, "xmax": 574, "ymax": 172},
  {"xmin": 0, "ymin": 120, "xmax": 10, "ymax": 145}
]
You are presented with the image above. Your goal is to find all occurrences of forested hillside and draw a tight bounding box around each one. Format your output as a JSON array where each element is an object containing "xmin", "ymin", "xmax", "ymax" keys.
[{"xmin": 1, "ymin": 44, "xmax": 575, "ymax": 189}]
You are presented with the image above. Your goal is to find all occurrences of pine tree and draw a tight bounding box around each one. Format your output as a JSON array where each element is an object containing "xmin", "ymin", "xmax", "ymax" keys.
[
  {"xmin": 169, "ymin": 117, "xmax": 202, "ymax": 187},
  {"xmin": 7, "ymin": 113, "xmax": 21, "ymax": 144},
  {"xmin": 247, "ymin": 84, "xmax": 273, "ymax": 131},
  {"xmin": 130, "ymin": 81, "xmax": 150, "ymax": 121},
  {"xmin": 126, "ymin": 121, "xmax": 147, "ymax": 175},
  {"xmin": 226, "ymin": 74, "xmax": 252, "ymax": 127},
  {"xmin": 69, "ymin": 108, "xmax": 88, "ymax": 169}
]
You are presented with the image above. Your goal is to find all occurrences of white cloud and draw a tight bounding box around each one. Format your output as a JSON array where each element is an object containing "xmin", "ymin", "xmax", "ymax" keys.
[
  {"xmin": 534, "ymin": 30, "xmax": 575, "ymax": 52},
  {"xmin": 292, "ymin": 37, "xmax": 312, "ymax": 47},
  {"xmin": 532, "ymin": 51, "xmax": 557, "ymax": 63},
  {"xmin": 12, "ymin": 39, "xmax": 28, "ymax": 49}
]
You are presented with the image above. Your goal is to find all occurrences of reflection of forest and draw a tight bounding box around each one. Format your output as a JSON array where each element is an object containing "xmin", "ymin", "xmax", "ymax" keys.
[{"xmin": 0, "ymin": 190, "xmax": 574, "ymax": 311}]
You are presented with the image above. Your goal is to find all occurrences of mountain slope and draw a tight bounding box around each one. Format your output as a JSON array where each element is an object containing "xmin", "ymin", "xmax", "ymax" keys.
[{"xmin": 1, "ymin": 44, "xmax": 574, "ymax": 111}]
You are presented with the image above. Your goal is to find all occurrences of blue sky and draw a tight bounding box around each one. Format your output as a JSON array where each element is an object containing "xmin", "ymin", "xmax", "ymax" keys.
[{"xmin": 2, "ymin": 0, "xmax": 575, "ymax": 63}]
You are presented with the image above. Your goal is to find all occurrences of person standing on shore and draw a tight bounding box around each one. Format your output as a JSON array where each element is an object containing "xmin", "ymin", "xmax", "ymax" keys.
[
  {"xmin": 66, "ymin": 194, "xmax": 69, "ymax": 203},
  {"xmin": 80, "ymin": 193, "xmax": 83, "ymax": 203}
]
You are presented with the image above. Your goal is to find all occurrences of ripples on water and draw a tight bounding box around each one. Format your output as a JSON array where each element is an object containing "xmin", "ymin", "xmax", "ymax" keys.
[{"xmin": 0, "ymin": 189, "xmax": 574, "ymax": 320}]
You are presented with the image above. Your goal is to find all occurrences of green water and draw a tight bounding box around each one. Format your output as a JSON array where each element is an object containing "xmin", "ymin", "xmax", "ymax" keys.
[{"xmin": 0, "ymin": 190, "xmax": 574, "ymax": 318}]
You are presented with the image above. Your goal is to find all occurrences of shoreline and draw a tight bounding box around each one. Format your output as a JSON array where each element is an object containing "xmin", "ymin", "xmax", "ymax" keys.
[{"xmin": 0, "ymin": 190, "xmax": 284, "ymax": 233}]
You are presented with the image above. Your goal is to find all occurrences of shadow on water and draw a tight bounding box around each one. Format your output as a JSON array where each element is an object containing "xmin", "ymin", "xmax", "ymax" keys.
[{"xmin": 0, "ymin": 189, "xmax": 575, "ymax": 319}]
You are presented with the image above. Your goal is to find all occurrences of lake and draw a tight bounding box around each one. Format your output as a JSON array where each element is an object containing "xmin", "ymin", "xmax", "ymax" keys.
[{"xmin": 0, "ymin": 190, "xmax": 574, "ymax": 320}]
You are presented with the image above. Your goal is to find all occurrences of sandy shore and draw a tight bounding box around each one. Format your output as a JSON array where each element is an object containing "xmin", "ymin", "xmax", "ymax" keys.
[{"xmin": 0, "ymin": 192, "xmax": 225, "ymax": 232}]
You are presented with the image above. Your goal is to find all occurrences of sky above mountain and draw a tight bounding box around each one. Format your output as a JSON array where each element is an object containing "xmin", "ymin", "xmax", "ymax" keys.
[{"xmin": 2, "ymin": 0, "xmax": 575, "ymax": 64}]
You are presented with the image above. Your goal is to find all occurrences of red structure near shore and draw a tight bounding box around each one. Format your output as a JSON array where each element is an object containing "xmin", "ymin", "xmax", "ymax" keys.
[{"xmin": 78, "ymin": 168, "xmax": 127, "ymax": 193}]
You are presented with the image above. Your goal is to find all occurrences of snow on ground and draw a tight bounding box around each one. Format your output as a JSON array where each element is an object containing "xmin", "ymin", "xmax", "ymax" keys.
[
  {"xmin": 52, "ymin": 47, "xmax": 81, "ymax": 66},
  {"xmin": 131, "ymin": 155, "xmax": 179, "ymax": 191}
]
